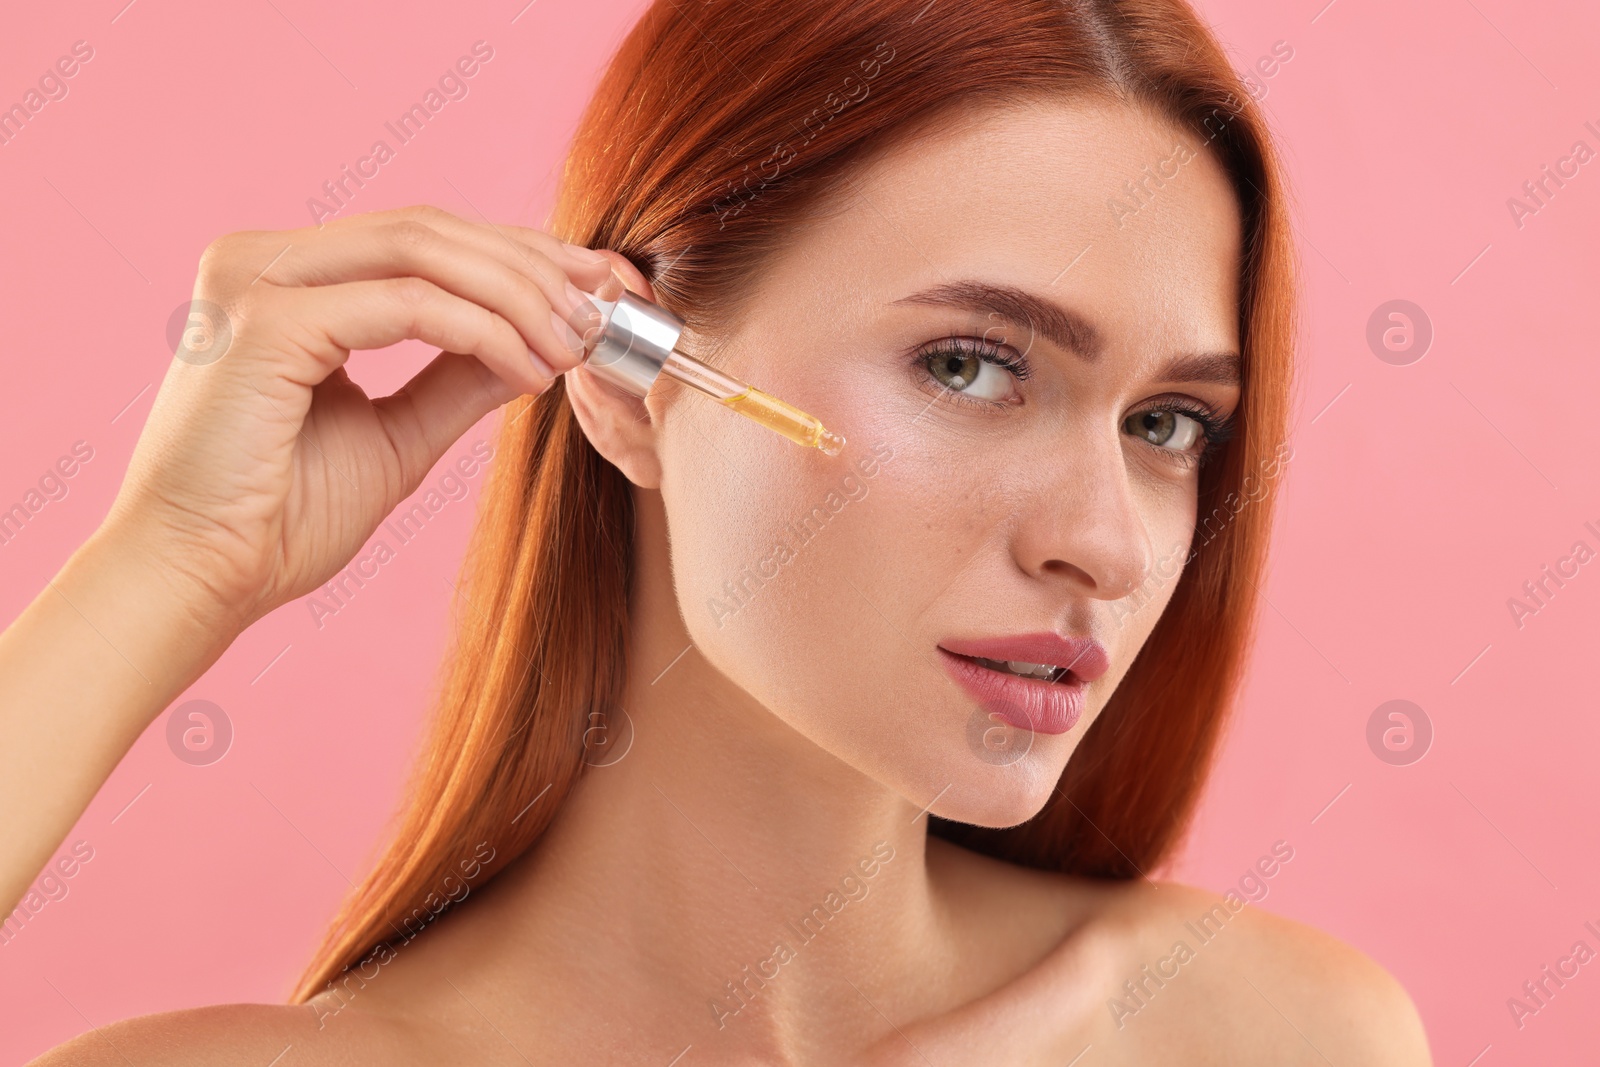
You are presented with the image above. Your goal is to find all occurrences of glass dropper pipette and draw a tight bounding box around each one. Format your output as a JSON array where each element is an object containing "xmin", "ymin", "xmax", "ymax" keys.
[{"xmin": 571, "ymin": 280, "xmax": 845, "ymax": 456}]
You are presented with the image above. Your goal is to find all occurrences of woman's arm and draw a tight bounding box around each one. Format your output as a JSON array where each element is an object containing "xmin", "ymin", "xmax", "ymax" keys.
[{"xmin": 0, "ymin": 517, "xmax": 239, "ymax": 916}]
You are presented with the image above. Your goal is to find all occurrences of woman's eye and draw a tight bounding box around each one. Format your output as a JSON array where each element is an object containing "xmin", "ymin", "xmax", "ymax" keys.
[
  {"xmin": 921, "ymin": 343, "xmax": 1023, "ymax": 403},
  {"xmin": 1125, "ymin": 409, "xmax": 1204, "ymax": 452}
]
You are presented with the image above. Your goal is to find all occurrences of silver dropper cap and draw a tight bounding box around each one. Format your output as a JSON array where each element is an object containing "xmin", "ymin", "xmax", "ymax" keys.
[{"xmin": 578, "ymin": 289, "xmax": 686, "ymax": 399}]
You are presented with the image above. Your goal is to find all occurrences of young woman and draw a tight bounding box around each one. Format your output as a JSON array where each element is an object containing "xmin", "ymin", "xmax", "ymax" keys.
[{"xmin": 8, "ymin": 0, "xmax": 1432, "ymax": 1062}]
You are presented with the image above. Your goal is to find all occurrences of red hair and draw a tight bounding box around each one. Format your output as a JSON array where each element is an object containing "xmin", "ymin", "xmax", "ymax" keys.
[{"xmin": 292, "ymin": 0, "xmax": 1296, "ymax": 1002}]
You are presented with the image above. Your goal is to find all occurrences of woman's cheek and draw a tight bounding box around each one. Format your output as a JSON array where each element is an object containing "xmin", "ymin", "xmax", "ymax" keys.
[{"xmin": 661, "ymin": 413, "xmax": 918, "ymax": 720}]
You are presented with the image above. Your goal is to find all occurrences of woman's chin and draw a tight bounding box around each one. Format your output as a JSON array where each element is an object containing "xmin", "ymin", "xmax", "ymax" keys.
[{"xmin": 924, "ymin": 766, "xmax": 1063, "ymax": 830}]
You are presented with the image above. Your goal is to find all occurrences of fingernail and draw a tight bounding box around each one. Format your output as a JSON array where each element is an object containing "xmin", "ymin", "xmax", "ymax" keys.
[
  {"xmin": 549, "ymin": 308, "xmax": 586, "ymax": 357},
  {"xmin": 529, "ymin": 342, "xmax": 556, "ymax": 379},
  {"xmin": 565, "ymin": 281, "xmax": 603, "ymax": 335},
  {"xmin": 562, "ymin": 242, "xmax": 609, "ymax": 266}
]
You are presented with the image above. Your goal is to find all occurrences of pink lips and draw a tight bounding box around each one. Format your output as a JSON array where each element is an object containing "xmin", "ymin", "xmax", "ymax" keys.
[{"xmin": 937, "ymin": 632, "xmax": 1110, "ymax": 736}]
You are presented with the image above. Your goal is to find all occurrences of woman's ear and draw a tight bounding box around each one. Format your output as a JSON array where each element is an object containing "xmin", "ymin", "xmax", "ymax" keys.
[{"xmin": 563, "ymin": 250, "xmax": 665, "ymax": 490}]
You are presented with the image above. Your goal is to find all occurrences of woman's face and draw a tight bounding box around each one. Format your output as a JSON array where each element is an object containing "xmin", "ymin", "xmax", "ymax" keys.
[{"xmin": 644, "ymin": 94, "xmax": 1242, "ymax": 827}]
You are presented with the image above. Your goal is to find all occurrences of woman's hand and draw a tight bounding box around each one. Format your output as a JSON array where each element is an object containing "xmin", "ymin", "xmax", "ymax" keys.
[
  {"xmin": 0, "ymin": 205, "xmax": 617, "ymax": 918},
  {"xmin": 105, "ymin": 204, "xmax": 616, "ymax": 637}
]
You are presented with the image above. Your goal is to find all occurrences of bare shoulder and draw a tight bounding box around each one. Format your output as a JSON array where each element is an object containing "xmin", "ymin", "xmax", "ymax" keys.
[
  {"xmin": 1079, "ymin": 878, "xmax": 1434, "ymax": 1065},
  {"xmin": 917, "ymin": 842, "xmax": 1430, "ymax": 1064},
  {"xmin": 24, "ymin": 998, "xmax": 448, "ymax": 1067}
]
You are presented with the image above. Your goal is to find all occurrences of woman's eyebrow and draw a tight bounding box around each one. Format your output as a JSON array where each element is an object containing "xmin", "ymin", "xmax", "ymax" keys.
[
  {"xmin": 889, "ymin": 279, "xmax": 1104, "ymax": 362},
  {"xmin": 888, "ymin": 278, "xmax": 1241, "ymax": 386},
  {"xmin": 1156, "ymin": 351, "xmax": 1241, "ymax": 386}
]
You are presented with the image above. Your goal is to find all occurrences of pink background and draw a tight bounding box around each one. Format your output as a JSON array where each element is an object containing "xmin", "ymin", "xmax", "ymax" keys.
[{"xmin": 2, "ymin": 0, "xmax": 1596, "ymax": 1061}]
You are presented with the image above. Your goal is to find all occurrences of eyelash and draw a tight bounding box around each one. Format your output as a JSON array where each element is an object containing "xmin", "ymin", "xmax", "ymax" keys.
[{"xmin": 914, "ymin": 337, "xmax": 1237, "ymax": 468}]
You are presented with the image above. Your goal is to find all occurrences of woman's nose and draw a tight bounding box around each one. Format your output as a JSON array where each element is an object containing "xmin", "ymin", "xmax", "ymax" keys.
[{"xmin": 1009, "ymin": 436, "xmax": 1155, "ymax": 600}]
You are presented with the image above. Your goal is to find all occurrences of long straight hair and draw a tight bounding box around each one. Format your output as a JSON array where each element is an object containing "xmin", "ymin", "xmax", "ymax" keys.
[{"xmin": 292, "ymin": 0, "xmax": 1296, "ymax": 1002}]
